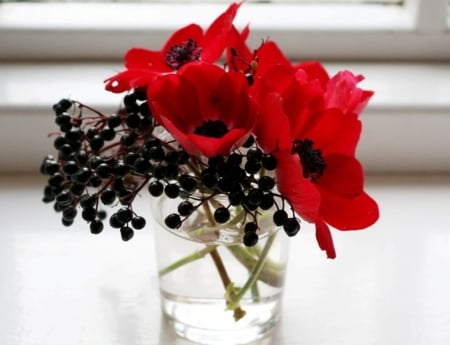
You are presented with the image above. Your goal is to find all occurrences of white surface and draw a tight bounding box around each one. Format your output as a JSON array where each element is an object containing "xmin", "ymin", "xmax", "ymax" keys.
[{"xmin": 1, "ymin": 174, "xmax": 450, "ymax": 345}]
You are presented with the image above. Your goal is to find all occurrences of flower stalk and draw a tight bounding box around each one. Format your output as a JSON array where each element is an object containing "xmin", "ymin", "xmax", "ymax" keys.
[
  {"xmin": 158, "ymin": 245, "xmax": 217, "ymax": 277},
  {"xmin": 226, "ymin": 231, "xmax": 277, "ymax": 312}
]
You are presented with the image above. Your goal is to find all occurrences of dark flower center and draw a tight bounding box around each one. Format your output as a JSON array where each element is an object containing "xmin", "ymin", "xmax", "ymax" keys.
[
  {"xmin": 165, "ymin": 38, "xmax": 202, "ymax": 70},
  {"xmin": 194, "ymin": 120, "xmax": 229, "ymax": 138},
  {"xmin": 292, "ymin": 139, "xmax": 326, "ymax": 183}
]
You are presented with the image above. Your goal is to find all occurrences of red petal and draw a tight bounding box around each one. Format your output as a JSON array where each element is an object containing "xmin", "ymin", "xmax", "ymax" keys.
[
  {"xmin": 320, "ymin": 116, "xmax": 361, "ymax": 157},
  {"xmin": 319, "ymin": 190, "xmax": 379, "ymax": 230},
  {"xmin": 162, "ymin": 24, "xmax": 204, "ymax": 55},
  {"xmin": 155, "ymin": 115, "xmax": 204, "ymax": 156},
  {"xmin": 253, "ymin": 92, "xmax": 293, "ymax": 152},
  {"xmin": 179, "ymin": 63, "xmax": 252, "ymax": 126},
  {"xmin": 318, "ymin": 154, "xmax": 364, "ymax": 198},
  {"xmin": 104, "ymin": 69, "xmax": 159, "ymax": 93},
  {"xmin": 315, "ymin": 220, "xmax": 336, "ymax": 259},
  {"xmin": 187, "ymin": 129, "xmax": 248, "ymax": 157},
  {"xmin": 257, "ymin": 41, "xmax": 292, "ymax": 76},
  {"xmin": 124, "ymin": 48, "xmax": 168, "ymax": 71},
  {"xmin": 148, "ymin": 73, "xmax": 202, "ymax": 129},
  {"xmin": 295, "ymin": 108, "xmax": 361, "ymax": 157},
  {"xmin": 226, "ymin": 25, "xmax": 253, "ymax": 72},
  {"xmin": 294, "ymin": 61, "xmax": 330, "ymax": 90},
  {"xmin": 202, "ymin": 2, "xmax": 242, "ymax": 62},
  {"xmin": 275, "ymin": 151, "xmax": 320, "ymax": 222},
  {"xmin": 260, "ymin": 64, "xmax": 297, "ymax": 96}
]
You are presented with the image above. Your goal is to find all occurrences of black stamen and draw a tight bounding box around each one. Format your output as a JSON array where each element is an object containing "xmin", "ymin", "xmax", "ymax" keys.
[
  {"xmin": 292, "ymin": 139, "xmax": 326, "ymax": 182},
  {"xmin": 165, "ymin": 38, "xmax": 202, "ymax": 70},
  {"xmin": 194, "ymin": 120, "xmax": 229, "ymax": 138}
]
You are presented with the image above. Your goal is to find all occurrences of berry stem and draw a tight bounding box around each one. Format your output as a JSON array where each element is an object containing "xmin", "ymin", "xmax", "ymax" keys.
[{"xmin": 74, "ymin": 100, "xmax": 109, "ymax": 119}]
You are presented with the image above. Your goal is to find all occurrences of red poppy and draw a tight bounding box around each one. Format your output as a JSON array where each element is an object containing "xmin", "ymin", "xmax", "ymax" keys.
[
  {"xmin": 105, "ymin": 2, "xmax": 242, "ymax": 93},
  {"xmin": 147, "ymin": 63, "xmax": 258, "ymax": 158}
]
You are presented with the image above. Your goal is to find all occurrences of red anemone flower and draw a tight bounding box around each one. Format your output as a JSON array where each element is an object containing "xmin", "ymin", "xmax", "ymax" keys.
[
  {"xmin": 105, "ymin": 2, "xmax": 242, "ymax": 93},
  {"xmin": 250, "ymin": 44, "xmax": 378, "ymax": 258},
  {"xmin": 147, "ymin": 63, "xmax": 258, "ymax": 158},
  {"xmin": 287, "ymin": 71, "xmax": 378, "ymax": 258}
]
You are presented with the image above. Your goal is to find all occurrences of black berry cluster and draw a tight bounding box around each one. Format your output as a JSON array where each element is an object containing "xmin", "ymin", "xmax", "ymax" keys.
[
  {"xmin": 41, "ymin": 92, "xmax": 156, "ymax": 241},
  {"xmin": 161, "ymin": 139, "xmax": 301, "ymax": 246},
  {"xmin": 41, "ymin": 93, "xmax": 301, "ymax": 245}
]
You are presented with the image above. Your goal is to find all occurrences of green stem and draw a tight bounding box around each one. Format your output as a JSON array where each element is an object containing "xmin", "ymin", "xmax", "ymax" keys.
[
  {"xmin": 227, "ymin": 241, "xmax": 285, "ymax": 287},
  {"xmin": 201, "ymin": 200, "xmax": 246, "ymax": 320},
  {"xmin": 227, "ymin": 231, "xmax": 278, "ymax": 311},
  {"xmin": 250, "ymin": 280, "xmax": 260, "ymax": 302},
  {"xmin": 159, "ymin": 245, "xmax": 217, "ymax": 277}
]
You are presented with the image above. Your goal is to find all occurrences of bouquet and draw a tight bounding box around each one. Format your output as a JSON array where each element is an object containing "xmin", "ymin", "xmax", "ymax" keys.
[{"xmin": 40, "ymin": 1, "xmax": 379, "ymax": 330}]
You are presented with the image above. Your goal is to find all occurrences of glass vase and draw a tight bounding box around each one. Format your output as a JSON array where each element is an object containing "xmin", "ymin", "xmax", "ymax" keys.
[{"xmin": 150, "ymin": 195, "xmax": 290, "ymax": 345}]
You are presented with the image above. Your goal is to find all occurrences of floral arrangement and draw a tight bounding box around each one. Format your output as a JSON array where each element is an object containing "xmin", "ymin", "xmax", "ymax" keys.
[{"xmin": 40, "ymin": 1, "xmax": 378, "ymax": 320}]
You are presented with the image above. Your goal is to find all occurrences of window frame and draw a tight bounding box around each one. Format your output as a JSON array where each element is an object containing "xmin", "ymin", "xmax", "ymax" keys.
[
  {"xmin": 0, "ymin": 0, "xmax": 450, "ymax": 174},
  {"xmin": 0, "ymin": 0, "xmax": 449, "ymax": 61}
]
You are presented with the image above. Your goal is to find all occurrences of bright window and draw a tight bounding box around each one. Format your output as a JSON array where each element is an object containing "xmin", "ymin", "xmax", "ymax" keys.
[{"xmin": 0, "ymin": 0, "xmax": 449, "ymax": 61}]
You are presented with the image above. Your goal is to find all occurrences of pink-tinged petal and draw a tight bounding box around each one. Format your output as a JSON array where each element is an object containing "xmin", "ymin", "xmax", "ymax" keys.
[
  {"xmin": 294, "ymin": 61, "xmax": 329, "ymax": 90},
  {"xmin": 351, "ymin": 90, "xmax": 374, "ymax": 115},
  {"xmin": 162, "ymin": 23, "xmax": 204, "ymax": 55},
  {"xmin": 319, "ymin": 190, "xmax": 379, "ymax": 230},
  {"xmin": 275, "ymin": 151, "xmax": 321, "ymax": 222},
  {"xmin": 202, "ymin": 2, "xmax": 242, "ymax": 62},
  {"xmin": 325, "ymin": 71, "xmax": 373, "ymax": 116},
  {"xmin": 318, "ymin": 154, "xmax": 364, "ymax": 198},
  {"xmin": 315, "ymin": 219, "xmax": 336, "ymax": 259}
]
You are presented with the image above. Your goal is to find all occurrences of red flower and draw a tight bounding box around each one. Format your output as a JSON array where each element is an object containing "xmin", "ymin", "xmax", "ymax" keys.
[
  {"xmin": 148, "ymin": 63, "xmax": 258, "ymax": 157},
  {"xmin": 105, "ymin": 2, "xmax": 242, "ymax": 93},
  {"xmin": 250, "ymin": 44, "xmax": 378, "ymax": 258}
]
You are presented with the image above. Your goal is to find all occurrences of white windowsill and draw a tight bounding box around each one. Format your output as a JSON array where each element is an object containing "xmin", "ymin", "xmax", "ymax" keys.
[
  {"xmin": 0, "ymin": 61, "xmax": 449, "ymax": 174},
  {"xmin": 1, "ymin": 174, "xmax": 450, "ymax": 345}
]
